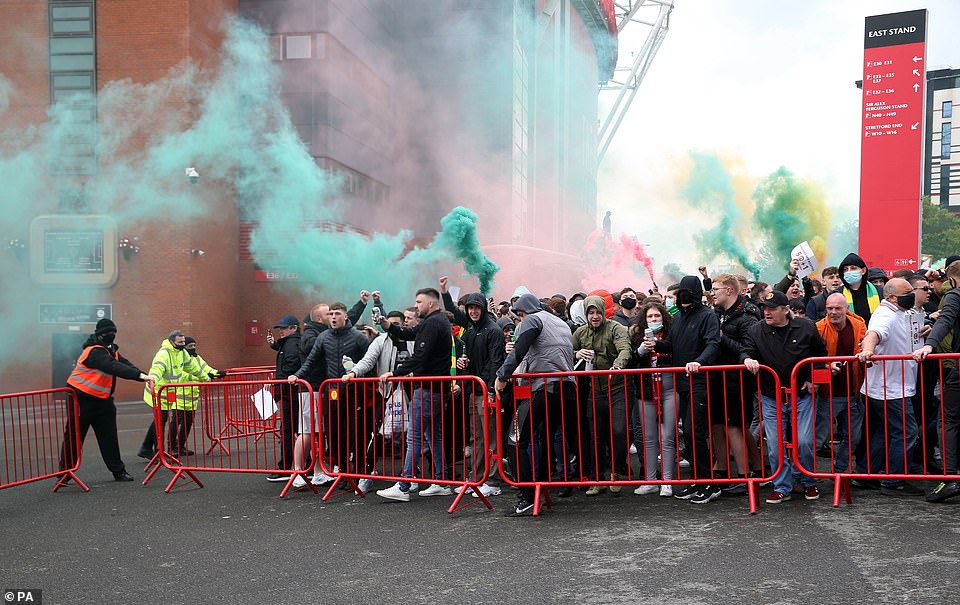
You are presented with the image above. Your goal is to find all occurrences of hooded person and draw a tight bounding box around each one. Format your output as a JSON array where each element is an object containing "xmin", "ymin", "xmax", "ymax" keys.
[
  {"xmin": 439, "ymin": 283, "xmax": 506, "ymax": 497},
  {"xmin": 567, "ymin": 299, "xmax": 587, "ymax": 333},
  {"xmin": 495, "ymin": 293, "xmax": 586, "ymax": 515},
  {"xmin": 838, "ymin": 252, "xmax": 881, "ymax": 324},
  {"xmin": 649, "ymin": 275, "xmax": 722, "ymax": 504},
  {"xmin": 61, "ymin": 318, "xmax": 151, "ymax": 482},
  {"xmin": 572, "ymin": 295, "xmax": 633, "ymax": 493}
]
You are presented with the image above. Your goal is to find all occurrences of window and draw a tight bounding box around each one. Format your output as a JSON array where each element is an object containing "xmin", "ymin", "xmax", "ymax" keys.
[
  {"xmin": 945, "ymin": 101, "xmax": 953, "ymax": 119},
  {"xmin": 49, "ymin": 1, "xmax": 96, "ymax": 176},
  {"xmin": 285, "ymin": 35, "xmax": 312, "ymax": 59},
  {"xmin": 942, "ymin": 165, "xmax": 951, "ymax": 205},
  {"xmin": 944, "ymin": 122, "xmax": 952, "ymax": 160}
]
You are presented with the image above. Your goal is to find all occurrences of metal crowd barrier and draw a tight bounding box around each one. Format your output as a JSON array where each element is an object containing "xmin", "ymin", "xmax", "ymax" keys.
[
  {"xmin": 206, "ymin": 367, "xmax": 279, "ymax": 454},
  {"xmin": 0, "ymin": 387, "xmax": 88, "ymax": 492},
  {"xmin": 791, "ymin": 353, "xmax": 959, "ymax": 506},
  {"xmin": 142, "ymin": 379, "xmax": 315, "ymax": 497},
  {"xmin": 315, "ymin": 375, "xmax": 494, "ymax": 514},
  {"xmin": 497, "ymin": 365, "xmax": 783, "ymax": 515}
]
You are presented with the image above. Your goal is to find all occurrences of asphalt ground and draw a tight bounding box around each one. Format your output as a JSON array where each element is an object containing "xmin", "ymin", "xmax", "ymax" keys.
[{"xmin": 1, "ymin": 401, "xmax": 959, "ymax": 605}]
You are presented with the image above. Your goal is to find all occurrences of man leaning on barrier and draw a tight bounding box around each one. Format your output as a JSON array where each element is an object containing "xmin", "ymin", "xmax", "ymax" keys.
[
  {"xmin": 494, "ymin": 292, "xmax": 577, "ymax": 517},
  {"xmin": 742, "ymin": 290, "xmax": 827, "ymax": 504},
  {"xmin": 375, "ymin": 287, "xmax": 454, "ymax": 502},
  {"xmin": 856, "ymin": 278, "xmax": 923, "ymax": 497},
  {"xmin": 914, "ymin": 260, "xmax": 960, "ymax": 503}
]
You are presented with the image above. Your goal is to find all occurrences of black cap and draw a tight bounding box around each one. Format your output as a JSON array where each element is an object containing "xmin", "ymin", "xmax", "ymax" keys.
[
  {"xmin": 184, "ymin": 336, "xmax": 196, "ymax": 346},
  {"xmin": 946, "ymin": 255, "xmax": 960, "ymax": 267},
  {"xmin": 759, "ymin": 290, "xmax": 790, "ymax": 308},
  {"xmin": 95, "ymin": 318, "xmax": 117, "ymax": 336},
  {"xmin": 274, "ymin": 314, "xmax": 299, "ymax": 328}
]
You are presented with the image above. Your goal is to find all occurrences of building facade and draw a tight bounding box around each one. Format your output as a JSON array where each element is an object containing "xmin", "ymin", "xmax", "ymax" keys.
[
  {"xmin": 0, "ymin": 0, "xmax": 614, "ymax": 395},
  {"xmin": 925, "ymin": 67, "xmax": 960, "ymax": 210}
]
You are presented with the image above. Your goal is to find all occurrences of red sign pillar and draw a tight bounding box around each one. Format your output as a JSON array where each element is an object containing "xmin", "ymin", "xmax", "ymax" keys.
[{"xmin": 858, "ymin": 9, "xmax": 927, "ymax": 273}]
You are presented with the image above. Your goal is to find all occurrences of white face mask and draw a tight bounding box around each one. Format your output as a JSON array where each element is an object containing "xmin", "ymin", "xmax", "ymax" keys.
[{"xmin": 664, "ymin": 297, "xmax": 676, "ymax": 308}]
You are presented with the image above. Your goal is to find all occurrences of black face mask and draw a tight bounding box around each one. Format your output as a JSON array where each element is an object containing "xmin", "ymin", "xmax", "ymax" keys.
[
  {"xmin": 99, "ymin": 332, "xmax": 116, "ymax": 345},
  {"xmin": 896, "ymin": 293, "xmax": 916, "ymax": 310},
  {"xmin": 620, "ymin": 298, "xmax": 637, "ymax": 310},
  {"xmin": 173, "ymin": 343, "xmax": 185, "ymax": 351},
  {"xmin": 186, "ymin": 348, "xmax": 198, "ymax": 357},
  {"xmin": 676, "ymin": 289, "xmax": 695, "ymax": 307}
]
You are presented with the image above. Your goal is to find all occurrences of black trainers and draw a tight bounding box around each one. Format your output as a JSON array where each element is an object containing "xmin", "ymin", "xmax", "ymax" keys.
[
  {"xmin": 113, "ymin": 471, "xmax": 134, "ymax": 482},
  {"xmin": 674, "ymin": 484, "xmax": 699, "ymax": 500},
  {"xmin": 506, "ymin": 498, "xmax": 535, "ymax": 517},
  {"xmin": 265, "ymin": 473, "xmax": 287, "ymax": 482},
  {"xmin": 690, "ymin": 485, "xmax": 722, "ymax": 504},
  {"xmin": 926, "ymin": 481, "xmax": 960, "ymax": 503},
  {"xmin": 850, "ymin": 478, "xmax": 880, "ymax": 490},
  {"xmin": 136, "ymin": 448, "xmax": 155, "ymax": 460},
  {"xmin": 880, "ymin": 482, "xmax": 924, "ymax": 497}
]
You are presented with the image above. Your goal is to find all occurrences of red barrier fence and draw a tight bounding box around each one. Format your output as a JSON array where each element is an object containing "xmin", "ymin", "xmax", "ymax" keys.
[
  {"xmin": 206, "ymin": 367, "xmax": 278, "ymax": 454},
  {"xmin": 0, "ymin": 387, "xmax": 88, "ymax": 492},
  {"xmin": 791, "ymin": 353, "xmax": 959, "ymax": 506},
  {"xmin": 315, "ymin": 375, "xmax": 494, "ymax": 514},
  {"xmin": 497, "ymin": 365, "xmax": 783, "ymax": 515},
  {"xmin": 142, "ymin": 379, "xmax": 314, "ymax": 497}
]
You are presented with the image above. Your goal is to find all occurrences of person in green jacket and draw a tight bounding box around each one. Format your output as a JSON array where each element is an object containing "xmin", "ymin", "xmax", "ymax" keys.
[
  {"xmin": 138, "ymin": 331, "xmax": 222, "ymax": 458},
  {"xmin": 572, "ymin": 295, "xmax": 632, "ymax": 495}
]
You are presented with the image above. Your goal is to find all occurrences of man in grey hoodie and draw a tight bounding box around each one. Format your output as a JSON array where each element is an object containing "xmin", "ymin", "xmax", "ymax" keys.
[{"xmin": 495, "ymin": 293, "xmax": 577, "ymax": 516}]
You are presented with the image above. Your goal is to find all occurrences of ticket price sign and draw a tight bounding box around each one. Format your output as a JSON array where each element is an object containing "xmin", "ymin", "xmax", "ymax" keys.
[{"xmin": 858, "ymin": 9, "xmax": 926, "ymax": 272}]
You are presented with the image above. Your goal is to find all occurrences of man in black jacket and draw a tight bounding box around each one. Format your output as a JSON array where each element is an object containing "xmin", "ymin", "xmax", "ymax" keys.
[
  {"xmin": 710, "ymin": 273, "xmax": 763, "ymax": 492},
  {"xmin": 742, "ymin": 290, "xmax": 828, "ymax": 504},
  {"xmin": 61, "ymin": 318, "xmax": 151, "ymax": 481},
  {"xmin": 650, "ymin": 274, "xmax": 721, "ymax": 504},
  {"xmin": 439, "ymin": 276, "xmax": 505, "ymax": 496},
  {"xmin": 267, "ymin": 314, "xmax": 301, "ymax": 480},
  {"xmin": 290, "ymin": 302, "xmax": 370, "ymax": 476},
  {"xmin": 375, "ymin": 287, "xmax": 454, "ymax": 501}
]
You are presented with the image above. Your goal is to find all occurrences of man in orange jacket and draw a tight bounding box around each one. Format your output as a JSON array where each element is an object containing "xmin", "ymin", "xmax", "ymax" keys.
[
  {"xmin": 60, "ymin": 318, "xmax": 152, "ymax": 481},
  {"xmin": 815, "ymin": 293, "xmax": 866, "ymax": 473}
]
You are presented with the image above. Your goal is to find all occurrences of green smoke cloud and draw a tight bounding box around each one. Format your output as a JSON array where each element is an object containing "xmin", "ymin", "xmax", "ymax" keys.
[
  {"xmin": 680, "ymin": 151, "xmax": 761, "ymax": 279},
  {"xmin": 752, "ymin": 166, "xmax": 830, "ymax": 273}
]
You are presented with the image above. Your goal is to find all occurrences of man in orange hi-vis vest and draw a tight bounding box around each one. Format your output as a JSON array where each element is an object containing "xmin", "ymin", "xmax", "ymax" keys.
[{"xmin": 60, "ymin": 318, "xmax": 152, "ymax": 481}]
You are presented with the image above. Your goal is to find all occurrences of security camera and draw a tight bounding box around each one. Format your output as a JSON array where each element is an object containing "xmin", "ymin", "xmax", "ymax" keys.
[
  {"xmin": 186, "ymin": 167, "xmax": 200, "ymax": 184},
  {"xmin": 191, "ymin": 249, "xmax": 206, "ymax": 256}
]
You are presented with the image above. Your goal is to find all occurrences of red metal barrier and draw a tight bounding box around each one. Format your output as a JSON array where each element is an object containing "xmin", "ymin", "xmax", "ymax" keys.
[
  {"xmin": 497, "ymin": 365, "xmax": 783, "ymax": 515},
  {"xmin": 142, "ymin": 379, "xmax": 315, "ymax": 497},
  {"xmin": 315, "ymin": 375, "xmax": 494, "ymax": 514},
  {"xmin": 791, "ymin": 353, "xmax": 959, "ymax": 506},
  {"xmin": 0, "ymin": 388, "xmax": 88, "ymax": 492},
  {"xmin": 205, "ymin": 367, "xmax": 279, "ymax": 454}
]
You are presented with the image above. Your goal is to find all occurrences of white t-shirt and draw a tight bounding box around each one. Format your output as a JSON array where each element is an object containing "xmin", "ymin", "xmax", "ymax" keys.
[{"xmin": 861, "ymin": 300, "xmax": 917, "ymax": 400}]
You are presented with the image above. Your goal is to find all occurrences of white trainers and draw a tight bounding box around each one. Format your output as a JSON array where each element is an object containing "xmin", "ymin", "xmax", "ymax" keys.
[
  {"xmin": 311, "ymin": 472, "xmax": 334, "ymax": 486},
  {"xmin": 419, "ymin": 484, "xmax": 452, "ymax": 497},
  {"xmin": 454, "ymin": 485, "xmax": 467, "ymax": 494},
  {"xmin": 292, "ymin": 474, "xmax": 307, "ymax": 489},
  {"xmin": 472, "ymin": 483, "xmax": 502, "ymax": 498},
  {"xmin": 634, "ymin": 484, "xmax": 659, "ymax": 496},
  {"xmin": 357, "ymin": 478, "xmax": 373, "ymax": 494},
  {"xmin": 409, "ymin": 482, "xmax": 420, "ymax": 492},
  {"xmin": 629, "ymin": 443, "xmax": 638, "ymax": 455},
  {"xmin": 659, "ymin": 485, "xmax": 673, "ymax": 497},
  {"xmin": 376, "ymin": 482, "xmax": 410, "ymax": 502}
]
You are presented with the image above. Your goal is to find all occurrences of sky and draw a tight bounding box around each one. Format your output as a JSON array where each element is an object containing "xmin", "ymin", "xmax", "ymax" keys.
[{"xmin": 598, "ymin": 0, "xmax": 960, "ymax": 270}]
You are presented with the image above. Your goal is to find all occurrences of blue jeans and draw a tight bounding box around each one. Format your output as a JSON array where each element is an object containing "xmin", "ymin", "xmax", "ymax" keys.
[
  {"xmin": 400, "ymin": 388, "xmax": 447, "ymax": 490},
  {"xmin": 814, "ymin": 395, "xmax": 864, "ymax": 472},
  {"xmin": 863, "ymin": 396, "xmax": 918, "ymax": 487},
  {"xmin": 761, "ymin": 392, "xmax": 815, "ymax": 494}
]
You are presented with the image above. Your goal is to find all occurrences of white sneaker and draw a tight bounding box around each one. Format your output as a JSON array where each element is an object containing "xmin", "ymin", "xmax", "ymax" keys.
[
  {"xmin": 455, "ymin": 485, "xmax": 467, "ymax": 494},
  {"xmin": 419, "ymin": 484, "xmax": 452, "ymax": 497},
  {"xmin": 634, "ymin": 484, "xmax": 659, "ymax": 496},
  {"xmin": 472, "ymin": 483, "xmax": 502, "ymax": 498},
  {"xmin": 629, "ymin": 443, "xmax": 638, "ymax": 455},
  {"xmin": 659, "ymin": 485, "xmax": 673, "ymax": 497},
  {"xmin": 311, "ymin": 472, "xmax": 334, "ymax": 486},
  {"xmin": 376, "ymin": 482, "xmax": 410, "ymax": 502},
  {"xmin": 409, "ymin": 482, "xmax": 420, "ymax": 492},
  {"xmin": 292, "ymin": 475, "xmax": 307, "ymax": 489},
  {"xmin": 357, "ymin": 478, "xmax": 373, "ymax": 494}
]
